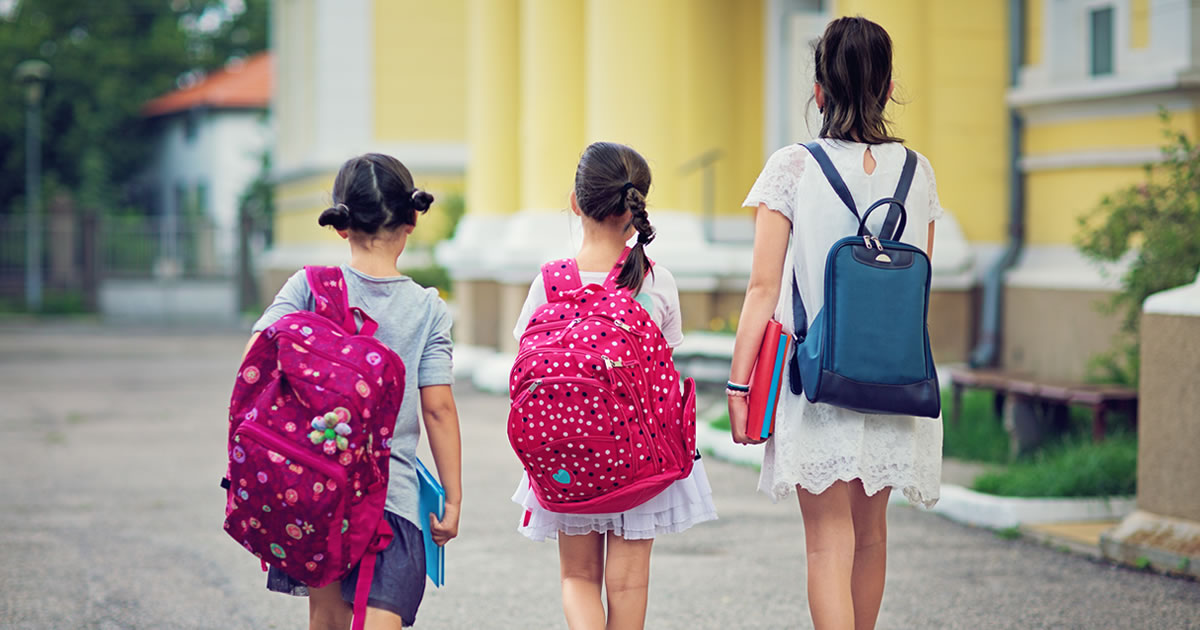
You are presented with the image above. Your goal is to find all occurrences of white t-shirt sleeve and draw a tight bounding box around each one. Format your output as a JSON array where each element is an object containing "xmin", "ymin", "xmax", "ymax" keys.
[
  {"xmin": 916, "ymin": 152, "xmax": 945, "ymax": 223},
  {"xmin": 512, "ymin": 272, "xmax": 548, "ymax": 341},
  {"xmin": 742, "ymin": 144, "xmax": 807, "ymax": 222},
  {"xmin": 648, "ymin": 266, "xmax": 684, "ymax": 349}
]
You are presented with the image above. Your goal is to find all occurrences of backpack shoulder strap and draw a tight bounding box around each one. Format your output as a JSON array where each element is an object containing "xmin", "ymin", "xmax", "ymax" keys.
[
  {"xmin": 800, "ymin": 142, "xmax": 859, "ymax": 221},
  {"xmin": 601, "ymin": 246, "xmax": 654, "ymax": 293},
  {"xmin": 541, "ymin": 259, "xmax": 583, "ymax": 303},
  {"xmin": 304, "ymin": 266, "xmax": 378, "ymax": 336},
  {"xmin": 880, "ymin": 148, "xmax": 918, "ymax": 241}
]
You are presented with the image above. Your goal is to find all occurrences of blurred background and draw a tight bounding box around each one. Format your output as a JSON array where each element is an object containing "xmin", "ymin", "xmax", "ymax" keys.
[
  {"xmin": 3, "ymin": 0, "xmax": 1198, "ymax": 378},
  {"xmin": 1, "ymin": 0, "xmax": 1199, "ymax": 603}
]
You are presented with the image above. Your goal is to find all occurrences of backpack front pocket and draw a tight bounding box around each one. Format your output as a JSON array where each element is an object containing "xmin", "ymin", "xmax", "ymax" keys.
[{"xmin": 225, "ymin": 422, "xmax": 349, "ymax": 587}]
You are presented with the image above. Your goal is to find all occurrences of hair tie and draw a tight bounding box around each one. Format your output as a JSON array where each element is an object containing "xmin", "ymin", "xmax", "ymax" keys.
[
  {"xmin": 621, "ymin": 182, "xmax": 636, "ymax": 194},
  {"xmin": 336, "ymin": 203, "xmax": 350, "ymax": 213},
  {"xmin": 410, "ymin": 189, "xmax": 421, "ymax": 200}
]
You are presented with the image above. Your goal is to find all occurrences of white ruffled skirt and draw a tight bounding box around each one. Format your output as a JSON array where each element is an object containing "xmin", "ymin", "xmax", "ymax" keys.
[{"xmin": 511, "ymin": 458, "xmax": 718, "ymax": 541}]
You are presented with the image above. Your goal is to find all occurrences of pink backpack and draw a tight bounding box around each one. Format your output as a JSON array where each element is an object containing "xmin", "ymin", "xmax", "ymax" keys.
[
  {"xmin": 508, "ymin": 248, "xmax": 698, "ymax": 514},
  {"xmin": 224, "ymin": 266, "xmax": 404, "ymax": 630}
]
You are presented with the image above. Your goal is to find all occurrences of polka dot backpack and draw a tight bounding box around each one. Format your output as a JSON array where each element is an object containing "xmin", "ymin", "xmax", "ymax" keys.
[
  {"xmin": 224, "ymin": 266, "xmax": 405, "ymax": 630},
  {"xmin": 509, "ymin": 248, "xmax": 698, "ymax": 515}
]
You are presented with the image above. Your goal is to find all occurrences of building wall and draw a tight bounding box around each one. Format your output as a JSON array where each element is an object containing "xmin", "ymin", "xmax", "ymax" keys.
[
  {"xmin": 1004, "ymin": 0, "xmax": 1200, "ymax": 380},
  {"xmin": 151, "ymin": 109, "xmax": 269, "ymax": 274},
  {"xmin": 267, "ymin": 0, "xmax": 468, "ymax": 275}
]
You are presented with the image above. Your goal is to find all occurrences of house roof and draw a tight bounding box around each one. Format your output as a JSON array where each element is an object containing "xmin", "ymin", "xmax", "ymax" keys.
[{"xmin": 142, "ymin": 52, "xmax": 271, "ymax": 117}]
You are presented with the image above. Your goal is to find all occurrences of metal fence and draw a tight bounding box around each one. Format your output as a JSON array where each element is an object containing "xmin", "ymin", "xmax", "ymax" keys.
[{"xmin": 0, "ymin": 212, "xmax": 238, "ymax": 309}]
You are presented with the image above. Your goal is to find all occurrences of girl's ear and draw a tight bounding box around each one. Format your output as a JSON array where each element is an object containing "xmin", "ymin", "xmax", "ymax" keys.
[
  {"xmin": 569, "ymin": 189, "xmax": 582, "ymax": 217},
  {"xmin": 887, "ymin": 80, "xmax": 894, "ymax": 101},
  {"xmin": 814, "ymin": 83, "xmax": 825, "ymax": 111},
  {"xmin": 337, "ymin": 229, "xmax": 349, "ymax": 240},
  {"xmin": 403, "ymin": 223, "xmax": 416, "ymax": 236}
]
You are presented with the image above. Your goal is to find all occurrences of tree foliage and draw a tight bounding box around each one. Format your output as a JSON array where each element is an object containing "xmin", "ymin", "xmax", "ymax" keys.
[
  {"xmin": 0, "ymin": 0, "xmax": 268, "ymax": 215},
  {"xmin": 1076, "ymin": 110, "xmax": 1200, "ymax": 384}
]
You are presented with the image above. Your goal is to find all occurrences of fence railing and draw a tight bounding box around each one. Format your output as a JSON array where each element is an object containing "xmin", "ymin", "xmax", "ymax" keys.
[{"xmin": 0, "ymin": 213, "xmax": 237, "ymax": 306}]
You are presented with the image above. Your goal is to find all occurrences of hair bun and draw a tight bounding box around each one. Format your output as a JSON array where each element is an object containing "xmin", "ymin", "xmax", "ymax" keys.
[
  {"xmin": 317, "ymin": 203, "xmax": 352, "ymax": 230},
  {"xmin": 410, "ymin": 189, "xmax": 434, "ymax": 212}
]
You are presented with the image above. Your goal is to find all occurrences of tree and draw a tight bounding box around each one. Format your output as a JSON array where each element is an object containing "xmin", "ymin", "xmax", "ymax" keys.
[
  {"xmin": 0, "ymin": 0, "xmax": 269, "ymax": 216},
  {"xmin": 1076, "ymin": 111, "xmax": 1200, "ymax": 384}
]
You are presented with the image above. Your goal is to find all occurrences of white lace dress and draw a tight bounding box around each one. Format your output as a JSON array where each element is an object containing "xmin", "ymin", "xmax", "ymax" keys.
[{"xmin": 742, "ymin": 139, "xmax": 944, "ymax": 507}]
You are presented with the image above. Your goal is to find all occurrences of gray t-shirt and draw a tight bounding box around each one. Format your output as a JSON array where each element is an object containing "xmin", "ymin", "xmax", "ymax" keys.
[{"xmin": 252, "ymin": 265, "xmax": 454, "ymax": 527}]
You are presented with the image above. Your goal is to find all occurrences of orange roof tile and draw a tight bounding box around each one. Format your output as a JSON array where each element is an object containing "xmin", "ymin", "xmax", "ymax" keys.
[{"xmin": 142, "ymin": 52, "xmax": 271, "ymax": 117}]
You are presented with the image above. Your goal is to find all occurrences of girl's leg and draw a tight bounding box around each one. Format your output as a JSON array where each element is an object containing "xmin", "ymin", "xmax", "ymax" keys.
[
  {"xmin": 363, "ymin": 606, "xmax": 407, "ymax": 630},
  {"xmin": 848, "ymin": 479, "xmax": 891, "ymax": 630},
  {"xmin": 559, "ymin": 532, "xmax": 607, "ymax": 630},
  {"xmin": 308, "ymin": 582, "xmax": 352, "ymax": 630},
  {"xmin": 797, "ymin": 480, "xmax": 856, "ymax": 630},
  {"xmin": 603, "ymin": 532, "xmax": 653, "ymax": 630}
]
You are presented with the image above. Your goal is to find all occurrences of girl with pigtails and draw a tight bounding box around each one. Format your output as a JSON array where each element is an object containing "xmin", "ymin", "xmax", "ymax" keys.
[{"xmin": 509, "ymin": 142, "xmax": 717, "ymax": 630}]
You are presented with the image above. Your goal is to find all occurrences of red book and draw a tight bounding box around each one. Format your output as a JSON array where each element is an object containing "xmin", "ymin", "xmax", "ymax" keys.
[{"xmin": 746, "ymin": 319, "xmax": 792, "ymax": 440}]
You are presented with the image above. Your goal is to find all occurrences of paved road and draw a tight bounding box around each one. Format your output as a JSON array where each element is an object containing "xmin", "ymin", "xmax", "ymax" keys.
[{"xmin": 1, "ymin": 324, "xmax": 1197, "ymax": 629}]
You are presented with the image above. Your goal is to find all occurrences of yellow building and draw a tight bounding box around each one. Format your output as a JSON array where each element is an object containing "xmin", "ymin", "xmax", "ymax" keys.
[{"xmin": 266, "ymin": 0, "xmax": 1199, "ymax": 380}]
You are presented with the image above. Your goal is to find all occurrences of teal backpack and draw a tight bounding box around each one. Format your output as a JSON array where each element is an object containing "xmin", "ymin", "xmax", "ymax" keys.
[{"xmin": 789, "ymin": 142, "xmax": 941, "ymax": 418}]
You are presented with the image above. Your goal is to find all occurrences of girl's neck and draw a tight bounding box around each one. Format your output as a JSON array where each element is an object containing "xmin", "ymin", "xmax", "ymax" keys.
[
  {"xmin": 347, "ymin": 237, "xmax": 407, "ymax": 278},
  {"xmin": 575, "ymin": 220, "xmax": 628, "ymax": 272}
]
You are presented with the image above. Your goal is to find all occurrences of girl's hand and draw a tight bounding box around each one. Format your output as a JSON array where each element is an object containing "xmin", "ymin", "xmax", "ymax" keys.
[
  {"xmin": 430, "ymin": 502, "xmax": 460, "ymax": 546},
  {"xmin": 728, "ymin": 395, "xmax": 750, "ymax": 444},
  {"xmin": 729, "ymin": 394, "xmax": 768, "ymax": 445}
]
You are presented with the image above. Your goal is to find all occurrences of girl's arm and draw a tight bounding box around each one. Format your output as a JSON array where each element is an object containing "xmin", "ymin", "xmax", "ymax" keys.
[
  {"xmin": 928, "ymin": 222, "xmax": 936, "ymax": 258},
  {"xmin": 420, "ymin": 384, "xmax": 462, "ymax": 546},
  {"xmin": 728, "ymin": 204, "xmax": 792, "ymax": 444}
]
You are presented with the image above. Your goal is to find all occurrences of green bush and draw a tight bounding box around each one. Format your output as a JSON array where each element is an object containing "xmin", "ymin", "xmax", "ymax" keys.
[
  {"xmin": 1076, "ymin": 110, "xmax": 1200, "ymax": 385},
  {"xmin": 405, "ymin": 265, "xmax": 453, "ymax": 297},
  {"xmin": 971, "ymin": 434, "xmax": 1137, "ymax": 498}
]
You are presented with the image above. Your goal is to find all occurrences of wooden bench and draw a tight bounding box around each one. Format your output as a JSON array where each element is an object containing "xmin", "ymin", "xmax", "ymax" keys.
[{"xmin": 948, "ymin": 368, "xmax": 1138, "ymax": 442}]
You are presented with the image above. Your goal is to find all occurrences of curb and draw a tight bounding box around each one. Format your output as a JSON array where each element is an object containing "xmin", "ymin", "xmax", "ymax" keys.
[{"xmin": 692, "ymin": 402, "xmax": 1135, "ymax": 530}]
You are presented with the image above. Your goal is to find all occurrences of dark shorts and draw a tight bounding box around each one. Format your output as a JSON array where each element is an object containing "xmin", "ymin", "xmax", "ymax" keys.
[{"xmin": 267, "ymin": 511, "xmax": 426, "ymax": 626}]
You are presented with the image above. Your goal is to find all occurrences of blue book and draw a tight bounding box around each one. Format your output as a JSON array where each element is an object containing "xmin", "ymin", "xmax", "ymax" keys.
[{"xmin": 416, "ymin": 458, "xmax": 445, "ymax": 587}]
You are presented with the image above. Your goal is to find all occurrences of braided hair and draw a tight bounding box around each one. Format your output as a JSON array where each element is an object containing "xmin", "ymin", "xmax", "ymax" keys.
[{"xmin": 573, "ymin": 142, "xmax": 654, "ymax": 293}]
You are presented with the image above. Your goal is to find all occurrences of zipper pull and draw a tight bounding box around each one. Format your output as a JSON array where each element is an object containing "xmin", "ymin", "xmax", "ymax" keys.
[
  {"xmin": 863, "ymin": 235, "xmax": 873, "ymax": 250},
  {"xmin": 528, "ymin": 379, "xmax": 542, "ymax": 393},
  {"xmin": 614, "ymin": 320, "xmax": 632, "ymax": 332},
  {"xmin": 872, "ymin": 237, "xmax": 883, "ymax": 250}
]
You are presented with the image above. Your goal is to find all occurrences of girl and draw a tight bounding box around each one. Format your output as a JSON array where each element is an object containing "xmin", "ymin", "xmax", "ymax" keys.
[
  {"xmin": 248, "ymin": 153, "xmax": 463, "ymax": 630},
  {"xmin": 728, "ymin": 17, "xmax": 943, "ymax": 630},
  {"xmin": 510, "ymin": 142, "xmax": 717, "ymax": 630}
]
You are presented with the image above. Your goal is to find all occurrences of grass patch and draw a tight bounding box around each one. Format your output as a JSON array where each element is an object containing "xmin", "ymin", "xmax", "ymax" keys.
[
  {"xmin": 971, "ymin": 434, "xmax": 1137, "ymax": 498},
  {"xmin": 943, "ymin": 391, "xmax": 1010, "ymax": 464},
  {"xmin": 709, "ymin": 414, "xmax": 730, "ymax": 432},
  {"xmin": 995, "ymin": 526, "xmax": 1022, "ymax": 540}
]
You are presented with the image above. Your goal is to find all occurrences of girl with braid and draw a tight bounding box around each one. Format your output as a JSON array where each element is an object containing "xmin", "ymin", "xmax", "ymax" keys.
[{"xmin": 509, "ymin": 142, "xmax": 717, "ymax": 630}]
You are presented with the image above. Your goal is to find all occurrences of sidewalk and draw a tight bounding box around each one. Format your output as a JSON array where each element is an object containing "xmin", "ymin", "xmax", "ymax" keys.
[{"xmin": 1, "ymin": 324, "xmax": 1196, "ymax": 629}]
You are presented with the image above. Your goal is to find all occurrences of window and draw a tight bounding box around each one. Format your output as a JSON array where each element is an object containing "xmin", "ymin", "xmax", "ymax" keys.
[{"xmin": 1089, "ymin": 6, "xmax": 1114, "ymax": 76}]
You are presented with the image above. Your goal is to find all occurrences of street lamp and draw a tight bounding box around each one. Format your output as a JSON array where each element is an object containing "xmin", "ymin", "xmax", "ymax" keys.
[{"xmin": 14, "ymin": 59, "xmax": 50, "ymax": 312}]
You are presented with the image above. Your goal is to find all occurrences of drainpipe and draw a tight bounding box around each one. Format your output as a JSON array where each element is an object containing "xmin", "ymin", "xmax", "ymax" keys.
[{"xmin": 969, "ymin": 0, "xmax": 1026, "ymax": 368}]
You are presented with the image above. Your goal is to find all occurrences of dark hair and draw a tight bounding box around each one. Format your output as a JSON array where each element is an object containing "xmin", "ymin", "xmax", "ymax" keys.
[
  {"xmin": 813, "ymin": 16, "xmax": 903, "ymax": 145},
  {"xmin": 317, "ymin": 153, "xmax": 434, "ymax": 234},
  {"xmin": 574, "ymin": 142, "xmax": 654, "ymax": 293}
]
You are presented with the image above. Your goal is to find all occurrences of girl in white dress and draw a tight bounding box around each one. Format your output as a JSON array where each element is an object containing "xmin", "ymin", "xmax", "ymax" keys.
[
  {"xmin": 728, "ymin": 17, "xmax": 943, "ymax": 630},
  {"xmin": 511, "ymin": 142, "xmax": 717, "ymax": 630}
]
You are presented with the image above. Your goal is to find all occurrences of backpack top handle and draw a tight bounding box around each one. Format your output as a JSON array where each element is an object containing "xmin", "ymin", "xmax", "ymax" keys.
[{"xmin": 857, "ymin": 197, "xmax": 908, "ymax": 241}]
